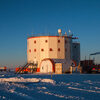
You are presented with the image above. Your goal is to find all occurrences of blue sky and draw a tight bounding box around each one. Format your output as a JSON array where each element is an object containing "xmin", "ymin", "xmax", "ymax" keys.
[{"xmin": 0, "ymin": 0, "xmax": 100, "ymax": 67}]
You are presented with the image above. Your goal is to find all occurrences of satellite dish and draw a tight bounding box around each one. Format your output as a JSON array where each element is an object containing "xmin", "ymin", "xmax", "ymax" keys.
[{"xmin": 58, "ymin": 29, "xmax": 62, "ymax": 36}]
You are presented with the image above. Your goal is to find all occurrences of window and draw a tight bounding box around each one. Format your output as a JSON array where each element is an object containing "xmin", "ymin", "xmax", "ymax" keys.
[
  {"xmin": 49, "ymin": 48, "xmax": 53, "ymax": 51},
  {"xmin": 34, "ymin": 40, "xmax": 36, "ymax": 44},
  {"xmin": 29, "ymin": 49, "xmax": 31, "ymax": 53},
  {"xmin": 45, "ymin": 40, "xmax": 48, "ymax": 43},
  {"xmin": 58, "ymin": 40, "xmax": 60, "ymax": 43},
  {"xmin": 41, "ymin": 49, "xmax": 44, "ymax": 51},
  {"xmin": 34, "ymin": 49, "xmax": 36, "ymax": 52},
  {"xmin": 58, "ymin": 48, "xmax": 60, "ymax": 51}
]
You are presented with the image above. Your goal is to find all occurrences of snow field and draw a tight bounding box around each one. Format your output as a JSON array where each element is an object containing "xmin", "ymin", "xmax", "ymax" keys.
[{"xmin": 0, "ymin": 74, "xmax": 100, "ymax": 100}]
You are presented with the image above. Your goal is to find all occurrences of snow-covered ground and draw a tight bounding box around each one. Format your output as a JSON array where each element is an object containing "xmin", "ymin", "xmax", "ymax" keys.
[{"xmin": 0, "ymin": 73, "xmax": 100, "ymax": 100}]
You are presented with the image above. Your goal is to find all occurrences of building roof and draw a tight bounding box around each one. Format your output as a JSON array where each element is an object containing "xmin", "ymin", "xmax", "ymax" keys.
[{"xmin": 27, "ymin": 35, "xmax": 74, "ymax": 40}]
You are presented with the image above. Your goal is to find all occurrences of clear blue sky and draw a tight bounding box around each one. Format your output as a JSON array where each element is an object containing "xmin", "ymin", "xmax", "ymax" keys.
[{"xmin": 0, "ymin": 0, "xmax": 100, "ymax": 67}]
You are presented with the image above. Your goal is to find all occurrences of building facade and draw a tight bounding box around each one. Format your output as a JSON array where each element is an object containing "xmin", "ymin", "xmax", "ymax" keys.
[{"xmin": 27, "ymin": 33, "xmax": 80, "ymax": 73}]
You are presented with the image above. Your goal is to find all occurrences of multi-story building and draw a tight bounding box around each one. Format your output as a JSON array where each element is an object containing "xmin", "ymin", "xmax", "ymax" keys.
[{"xmin": 27, "ymin": 29, "xmax": 80, "ymax": 73}]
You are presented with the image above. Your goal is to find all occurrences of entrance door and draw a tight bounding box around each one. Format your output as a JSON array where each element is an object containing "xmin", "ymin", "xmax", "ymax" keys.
[{"xmin": 40, "ymin": 59, "xmax": 53, "ymax": 73}]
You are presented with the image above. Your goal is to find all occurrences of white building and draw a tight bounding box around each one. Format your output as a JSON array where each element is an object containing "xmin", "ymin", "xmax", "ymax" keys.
[{"xmin": 27, "ymin": 30, "xmax": 80, "ymax": 73}]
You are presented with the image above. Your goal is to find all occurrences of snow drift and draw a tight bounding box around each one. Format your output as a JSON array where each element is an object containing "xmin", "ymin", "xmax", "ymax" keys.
[{"xmin": 0, "ymin": 77, "xmax": 55, "ymax": 84}]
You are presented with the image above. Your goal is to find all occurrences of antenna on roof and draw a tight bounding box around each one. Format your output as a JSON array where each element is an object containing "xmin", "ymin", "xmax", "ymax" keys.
[
  {"xmin": 68, "ymin": 29, "xmax": 73, "ymax": 36},
  {"xmin": 65, "ymin": 32, "xmax": 67, "ymax": 36},
  {"xmin": 68, "ymin": 29, "xmax": 71, "ymax": 33},
  {"xmin": 31, "ymin": 32, "xmax": 34, "ymax": 36}
]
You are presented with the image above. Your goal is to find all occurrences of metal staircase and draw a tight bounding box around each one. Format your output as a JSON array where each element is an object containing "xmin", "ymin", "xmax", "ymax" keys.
[{"xmin": 16, "ymin": 63, "xmax": 38, "ymax": 74}]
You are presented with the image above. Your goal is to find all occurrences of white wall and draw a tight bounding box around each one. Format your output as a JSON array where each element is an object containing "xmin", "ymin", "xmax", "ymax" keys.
[{"xmin": 27, "ymin": 36, "xmax": 73, "ymax": 72}]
